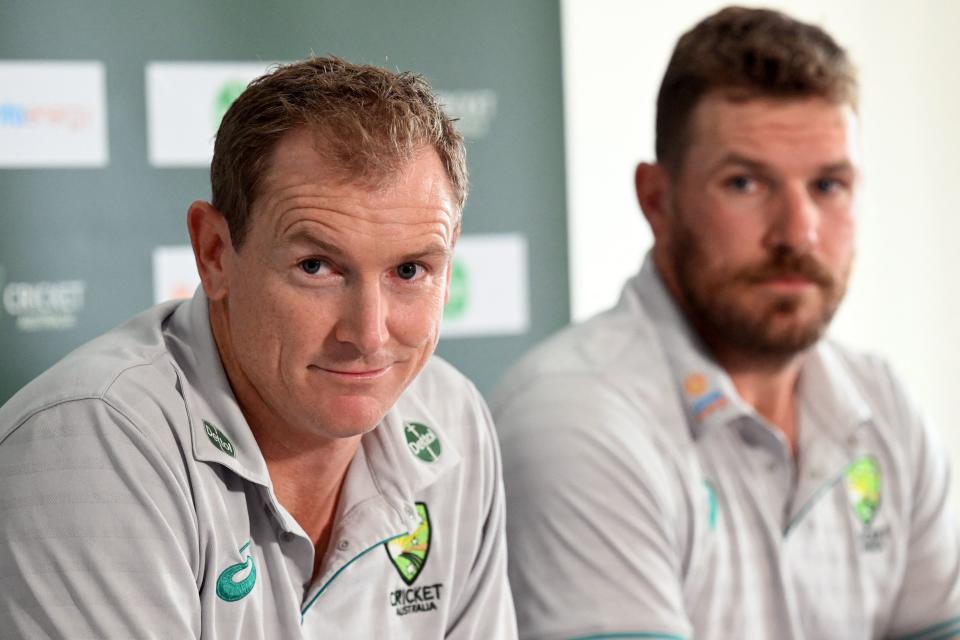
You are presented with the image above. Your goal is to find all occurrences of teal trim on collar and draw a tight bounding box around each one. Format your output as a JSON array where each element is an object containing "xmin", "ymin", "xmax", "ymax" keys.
[
  {"xmin": 300, "ymin": 533, "xmax": 406, "ymax": 621},
  {"xmin": 893, "ymin": 616, "xmax": 960, "ymax": 640},
  {"xmin": 569, "ymin": 633, "xmax": 687, "ymax": 640}
]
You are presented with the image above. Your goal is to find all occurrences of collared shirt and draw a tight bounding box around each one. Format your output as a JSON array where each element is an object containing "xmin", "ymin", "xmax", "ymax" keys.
[
  {"xmin": 491, "ymin": 255, "xmax": 960, "ymax": 640},
  {"xmin": 0, "ymin": 290, "xmax": 516, "ymax": 639}
]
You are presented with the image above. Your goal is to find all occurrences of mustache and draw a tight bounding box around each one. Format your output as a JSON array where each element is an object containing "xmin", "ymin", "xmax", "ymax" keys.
[{"xmin": 737, "ymin": 250, "xmax": 835, "ymax": 288}]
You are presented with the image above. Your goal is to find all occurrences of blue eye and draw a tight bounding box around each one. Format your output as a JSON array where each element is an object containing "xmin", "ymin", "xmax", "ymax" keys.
[
  {"xmin": 814, "ymin": 178, "xmax": 840, "ymax": 193},
  {"xmin": 727, "ymin": 175, "xmax": 754, "ymax": 191},
  {"xmin": 396, "ymin": 263, "xmax": 420, "ymax": 280},
  {"xmin": 300, "ymin": 259, "xmax": 324, "ymax": 275}
]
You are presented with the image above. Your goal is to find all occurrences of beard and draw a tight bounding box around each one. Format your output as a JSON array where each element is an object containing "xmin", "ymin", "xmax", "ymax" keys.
[{"xmin": 668, "ymin": 213, "xmax": 850, "ymax": 362}]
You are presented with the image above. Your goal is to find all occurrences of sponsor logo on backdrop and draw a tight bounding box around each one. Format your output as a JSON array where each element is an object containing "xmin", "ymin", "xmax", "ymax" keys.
[
  {"xmin": 146, "ymin": 62, "xmax": 278, "ymax": 167},
  {"xmin": 152, "ymin": 245, "xmax": 200, "ymax": 304},
  {"xmin": 0, "ymin": 61, "xmax": 108, "ymax": 167},
  {"xmin": 441, "ymin": 233, "xmax": 528, "ymax": 338},
  {"xmin": 1, "ymin": 277, "xmax": 86, "ymax": 332},
  {"xmin": 436, "ymin": 90, "xmax": 497, "ymax": 140}
]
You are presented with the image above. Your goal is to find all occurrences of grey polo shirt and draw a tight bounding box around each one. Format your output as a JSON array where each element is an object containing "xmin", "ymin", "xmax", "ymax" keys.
[
  {"xmin": 0, "ymin": 290, "xmax": 517, "ymax": 639},
  {"xmin": 492, "ymin": 255, "xmax": 960, "ymax": 640}
]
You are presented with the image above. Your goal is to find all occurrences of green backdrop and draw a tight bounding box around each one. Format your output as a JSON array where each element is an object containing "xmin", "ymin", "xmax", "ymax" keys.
[{"xmin": 0, "ymin": 0, "xmax": 569, "ymax": 402}]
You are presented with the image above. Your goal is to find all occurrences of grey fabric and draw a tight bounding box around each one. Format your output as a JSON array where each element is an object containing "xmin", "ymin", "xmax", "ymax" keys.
[
  {"xmin": 492, "ymin": 255, "xmax": 960, "ymax": 640},
  {"xmin": 0, "ymin": 289, "xmax": 517, "ymax": 639}
]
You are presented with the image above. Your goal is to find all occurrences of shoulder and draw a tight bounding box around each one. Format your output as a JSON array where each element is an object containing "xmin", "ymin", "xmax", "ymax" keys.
[
  {"xmin": 818, "ymin": 339, "xmax": 921, "ymax": 433},
  {"xmin": 0, "ymin": 301, "xmax": 190, "ymax": 458},
  {"xmin": 396, "ymin": 356, "xmax": 495, "ymax": 454},
  {"xmin": 492, "ymin": 303, "xmax": 683, "ymax": 454}
]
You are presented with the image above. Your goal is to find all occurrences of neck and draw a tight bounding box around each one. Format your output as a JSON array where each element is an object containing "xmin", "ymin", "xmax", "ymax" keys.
[
  {"xmin": 208, "ymin": 298, "xmax": 361, "ymax": 578},
  {"xmin": 715, "ymin": 346, "xmax": 805, "ymax": 451}
]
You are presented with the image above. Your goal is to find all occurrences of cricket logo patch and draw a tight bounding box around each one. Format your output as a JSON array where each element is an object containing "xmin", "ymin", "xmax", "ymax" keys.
[
  {"xmin": 846, "ymin": 456, "xmax": 890, "ymax": 551},
  {"xmin": 386, "ymin": 502, "xmax": 431, "ymax": 585},
  {"xmin": 847, "ymin": 456, "xmax": 881, "ymax": 525}
]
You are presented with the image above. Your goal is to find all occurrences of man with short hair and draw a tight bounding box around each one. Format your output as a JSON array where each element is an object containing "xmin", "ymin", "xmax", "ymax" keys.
[
  {"xmin": 493, "ymin": 8, "xmax": 960, "ymax": 639},
  {"xmin": 0, "ymin": 57, "xmax": 517, "ymax": 638}
]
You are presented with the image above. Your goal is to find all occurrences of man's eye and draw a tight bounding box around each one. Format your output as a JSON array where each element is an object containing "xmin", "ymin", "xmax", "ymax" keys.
[
  {"xmin": 726, "ymin": 175, "xmax": 755, "ymax": 192},
  {"xmin": 396, "ymin": 263, "xmax": 421, "ymax": 281},
  {"xmin": 814, "ymin": 178, "xmax": 842, "ymax": 194},
  {"xmin": 300, "ymin": 259, "xmax": 327, "ymax": 275}
]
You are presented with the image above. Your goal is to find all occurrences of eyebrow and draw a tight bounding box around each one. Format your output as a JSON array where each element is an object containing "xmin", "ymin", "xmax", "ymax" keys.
[
  {"xmin": 713, "ymin": 152, "xmax": 856, "ymax": 175},
  {"xmin": 282, "ymin": 228, "xmax": 452, "ymax": 262}
]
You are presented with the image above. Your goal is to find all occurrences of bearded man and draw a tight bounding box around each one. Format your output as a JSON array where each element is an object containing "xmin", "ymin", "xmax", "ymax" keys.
[{"xmin": 492, "ymin": 7, "xmax": 960, "ymax": 639}]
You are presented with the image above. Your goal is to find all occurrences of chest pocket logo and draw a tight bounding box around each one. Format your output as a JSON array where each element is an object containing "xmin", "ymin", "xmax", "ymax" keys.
[
  {"xmin": 216, "ymin": 541, "xmax": 257, "ymax": 602},
  {"xmin": 847, "ymin": 456, "xmax": 881, "ymax": 525},
  {"xmin": 385, "ymin": 502, "xmax": 432, "ymax": 585}
]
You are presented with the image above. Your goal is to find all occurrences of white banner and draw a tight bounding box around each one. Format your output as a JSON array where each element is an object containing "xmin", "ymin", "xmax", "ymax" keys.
[
  {"xmin": 0, "ymin": 61, "xmax": 108, "ymax": 168},
  {"xmin": 145, "ymin": 62, "xmax": 277, "ymax": 167},
  {"xmin": 152, "ymin": 245, "xmax": 199, "ymax": 304},
  {"xmin": 441, "ymin": 233, "xmax": 529, "ymax": 338}
]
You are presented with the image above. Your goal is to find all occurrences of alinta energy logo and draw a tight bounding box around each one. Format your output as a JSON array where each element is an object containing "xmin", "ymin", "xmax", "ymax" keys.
[
  {"xmin": 0, "ymin": 267, "xmax": 86, "ymax": 332},
  {"xmin": 0, "ymin": 102, "xmax": 93, "ymax": 132}
]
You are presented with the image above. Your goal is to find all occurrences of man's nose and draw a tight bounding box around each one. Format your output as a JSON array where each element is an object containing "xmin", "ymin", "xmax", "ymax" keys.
[
  {"xmin": 335, "ymin": 281, "xmax": 389, "ymax": 355},
  {"xmin": 764, "ymin": 183, "xmax": 820, "ymax": 253}
]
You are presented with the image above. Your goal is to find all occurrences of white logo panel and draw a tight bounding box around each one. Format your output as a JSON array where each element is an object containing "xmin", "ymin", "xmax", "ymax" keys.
[
  {"xmin": 0, "ymin": 61, "xmax": 108, "ymax": 168},
  {"xmin": 441, "ymin": 233, "xmax": 529, "ymax": 338},
  {"xmin": 146, "ymin": 62, "xmax": 277, "ymax": 167},
  {"xmin": 153, "ymin": 245, "xmax": 200, "ymax": 304}
]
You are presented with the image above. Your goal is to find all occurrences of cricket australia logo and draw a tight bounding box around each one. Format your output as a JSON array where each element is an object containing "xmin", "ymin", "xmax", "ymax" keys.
[
  {"xmin": 846, "ymin": 456, "xmax": 889, "ymax": 551},
  {"xmin": 386, "ymin": 502, "xmax": 443, "ymax": 616}
]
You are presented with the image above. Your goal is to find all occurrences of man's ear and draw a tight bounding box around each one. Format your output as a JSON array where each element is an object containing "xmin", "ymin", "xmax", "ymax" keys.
[
  {"xmin": 187, "ymin": 200, "xmax": 234, "ymax": 301},
  {"xmin": 635, "ymin": 162, "xmax": 673, "ymax": 244}
]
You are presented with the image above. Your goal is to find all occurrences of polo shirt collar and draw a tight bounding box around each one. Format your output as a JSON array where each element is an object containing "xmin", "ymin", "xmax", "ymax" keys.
[
  {"xmin": 632, "ymin": 254, "xmax": 872, "ymax": 441},
  {"xmin": 164, "ymin": 288, "xmax": 461, "ymax": 513},
  {"xmin": 164, "ymin": 288, "xmax": 273, "ymax": 486},
  {"xmin": 631, "ymin": 255, "xmax": 749, "ymax": 439}
]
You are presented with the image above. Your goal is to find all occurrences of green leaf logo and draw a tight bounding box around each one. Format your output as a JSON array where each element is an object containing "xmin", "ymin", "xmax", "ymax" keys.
[
  {"xmin": 443, "ymin": 258, "xmax": 469, "ymax": 320},
  {"xmin": 211, "ymin": 79, "xmax": 248, "ymax": 130},
  {"xmin": 204, "ymin": 420, "xmax": 236, "ymax": 458},
  {"xmin": 216, "ymin": 541, "xmax": 256, "ymax": 602},
  {"xmin": 385, "ymin": 502, "xmax": 431, "ymax": 585},
  {"xmin": 404, "ymin": 422, "xmax": 441, "ymax": 462},
  {"xmin": 847, "ymin": 456, "xmax": 881, "ymax": 525}
]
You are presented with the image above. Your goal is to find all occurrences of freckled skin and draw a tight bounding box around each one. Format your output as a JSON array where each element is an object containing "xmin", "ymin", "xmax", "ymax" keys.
[{"xmin": 205, "ymin": 128, "xmax": 458, "ymax": 449}]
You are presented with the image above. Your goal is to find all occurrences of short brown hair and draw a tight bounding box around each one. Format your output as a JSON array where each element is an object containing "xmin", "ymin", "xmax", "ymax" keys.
[
  {"xmin": 211, "ymin": 56, "xmax": 467, "ymax": 247},
  {"xmin": 656, "ymin": 6, "xmax": 857, "ymax": 172}
]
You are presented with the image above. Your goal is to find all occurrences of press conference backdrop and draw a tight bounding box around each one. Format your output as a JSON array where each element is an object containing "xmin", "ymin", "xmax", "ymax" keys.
[{"xmin": 0, "ymin": 1, "xmax": 569, "ymax": 403}]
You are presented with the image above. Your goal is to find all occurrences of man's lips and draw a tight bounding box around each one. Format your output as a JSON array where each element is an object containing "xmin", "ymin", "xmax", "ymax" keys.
[{"xmin": 309, "ymin": 365, "xmax": 393, "ymax": 380}]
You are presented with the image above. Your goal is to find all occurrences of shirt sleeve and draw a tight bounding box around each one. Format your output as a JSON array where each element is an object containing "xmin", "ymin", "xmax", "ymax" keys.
[
  {"xmin": 0, "ymin": 398, "xmax": 201, "ymax": 639},
  {"xmin": 884, "ymin": 364, "xmax": 960, "ymax": 639},
  {"xmin": 494, "ymin": 374, "xmax": 693, "ymax": 640},
  {"xmin": 444, "ymin": 384, "xmax": 519, "ymax": 639}
]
